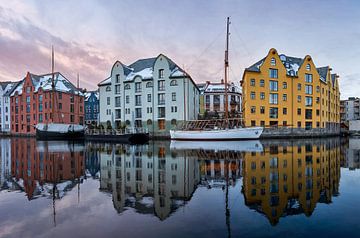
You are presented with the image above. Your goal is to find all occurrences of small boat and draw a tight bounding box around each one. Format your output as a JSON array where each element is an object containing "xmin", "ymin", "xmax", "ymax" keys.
[
  {"xmin": 36, "ymin": 123, "xmax": 84, "ymax": 140},
  {"xmin": 170, "ymin": 126, "xmax": 263, "ymax": 141},
  {"xmin": 170, "ymin": 17, "xmax": 263, "ymax": 141},
  {"xmin": 35, "ymin": 47, "xmax": 85, "ymax": 140}
]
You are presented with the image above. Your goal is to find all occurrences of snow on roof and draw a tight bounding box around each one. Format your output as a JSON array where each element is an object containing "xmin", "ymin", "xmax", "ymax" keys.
[
  {"xmin": 11, "ymin": 72, "xmax": 83, "ymax": 96},
  {"xmin": 126, "ymin": 67, "xmax": 153, "ymax": 81},
  {"xmin": 204, "ymin": 82, "xmax": 241, "ymax": 94},
  {"xmin": 85, "ymin": 91, "xmax": 99, "ymax": 101},
  {"xmin": 98, "ymin": 76, "xmax": 111, "ymax": 86},
  {"xmin": 170, "ymin": 67, "xmax": 186, "ymax": 77}
]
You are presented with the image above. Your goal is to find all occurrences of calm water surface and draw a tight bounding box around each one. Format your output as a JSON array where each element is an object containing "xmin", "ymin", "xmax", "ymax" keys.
[{"xmin": 0, "ymin": 137, "xmax": 359, "ymax": 238}]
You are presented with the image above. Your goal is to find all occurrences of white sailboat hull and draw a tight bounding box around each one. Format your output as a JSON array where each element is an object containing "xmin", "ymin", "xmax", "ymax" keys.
[{"xmin": 170, "ymin": 127, "xmax": 263, "ymax": 140}]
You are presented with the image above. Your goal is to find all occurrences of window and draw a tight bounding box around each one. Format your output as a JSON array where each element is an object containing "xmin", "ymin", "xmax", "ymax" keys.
[
  {"xmin": 305, "ymin": 109, "xmax": 312, "ymax": 119},
  {"xmin": 297, "ymin": 95, "xmax": 301, "ymax": 102},
  {"xmin": 260, "ymin": 79, "xmax": 265, "ymax": 87},
  {"xmin": 283, "ymin": 94, "xmax": 287, "ymax": 101},
  {"xmin": 269, "ymin": 80, "xmax": 278, "ymax": 91},
  {"xmin": 124, "ymin": 84, "xmax": 130, "ymax": 90},
  {"xmin": 135, "ymin": 82, "xmax": 141, "ymax": 92},
  {"xmin": 106, "ymin": 86, "xmax": 111, "ymax": 91},
  {"xmin": 158, "ymin": 80, "xmax": 165, "ymax": 91},
  {"xmin": 107, "ymin": 97, "xmax": 110, "ymax": 105},
  {"xmin": 116, "ymin": 74, "xmax": 120, "ymax": 83},
  {"xmin": 59, "ymin": 103, "xmax": 62, "ymax": 110},
  {"xmin": 171, "ymin": 106, "xmax": 178, "ymax": 112},
  {"xmin": 115, "ymin": 109, "xmax": 121, "ymax": 119},
  {"xmin": 298, "ymin": 121, "xmax": 301, "ymax": 128},
  {"xmin": 170, "ymin": 80, "xmax": 178, "ymax": 86},
  {"xmin": 39, "ymin": 114, "xmax": 43, "ymax": 122},
  {"xmin": 70, "ymin": 115, "xmax": 75, "ymax": 123},
  {"xmin": 251, "ymin": 106, "xmax": 256, "ymax": 114},
  {"xmin": 135, "ymin": 95, "xmax": 141, "ymax": 106},
  {"xmin": 260, "ymin": 106, "xmax": 265, "ymax": 114},
  {"xmin": 269, "ymin": 69, "xmax": 278, "ymax": 79},
  {"xmin": 70, "ymin": 104, "xmax": 74, "ymax": 113},
  {"xmin": 115, "ymin": 96, "xmax": 121, "ymax": 107},
  {"xmin": 135, "ymin": 108, "xmax": 142, "ymax": 118},
  {"xmin": 115, "ymin": 85, "xmax": 121, "ymax": 94},
  {"xmin": 58, "ymin": 92, "xmax": 62, "ymax": 99},
  {"xmin": 250, "ymin": 92, "xmax": 256, "ymax": 99},
  {"xmin": 283, "ymin": 108, "xmax": 287, "ymax": 115},
  {"xmin": 172, "ymin": 92, "xmax": 176, "ymax": 101},
  {"xmin": 305, "ymin": 85, "xmax": 312, "ymax": 95},
  {"xmin": 251, "ymin": 120, "xmax": 256, "ymax": 126},
  {"xmin": 147, "ymin": 94, "xmax": 151, "ymax": 102},
  {"xmin": 270, "ymin": 107, "xmax": 278, "ymax": 119},
  {"xmin": 306, "ymin": 64, "xmax": 311, "ymax": 71},
  {"xmin": 316, "ymin": 86, "xmax": 320, "ymax": 92},
  {"xmin": 316, "ymin": 109, "xmax": 320, "ymax": 116},
  {"xmin": 305, "ymin": 96, "xmax": 313, "ymax": 106},
  {"xmin": 297, "ymin": 108, "xmax": 301, "ymax": 115},
  {"xmin": 158, "ymin": 93, "xmax": 165, "ymax": 105},
  {"xmin": 250, "ymin": 79, "xmax": 255, "ymax": 86},
  {"xmin": 297, "ymin": 83, "xmax": 301, "ymax": 91},
  {"xmin": 146, "ymin": 82, "xmax": 153, "ymax": 88},
  {"xmin": 159, "ymin": 69, "xmax": 164, "ymax": 78},
  {"xmin": 126, "ymin": 95, "xmax": 130, "ymax": 104},
  {"xmin": 270, "ymin": 58, "xmax": 276, "ymax": 66},
  {"xmin": 260, "ymin": 121, "xmax": 265, "ymax": 127},
  {"xmin": 39, "ymin": 104, "xmax": 43, "ymax": 112},
  {"xmin": 158, "ymin": 107, "xmax": 165, "ymax": 118},
  {"xmin": 305, "ymin": 74, "xmax": 313, "ymax": 83},
  {"xmin": 283, "ymin": 82, "xmax": 287, "ymax": 89},
  {"xmin": 269, "ymin": 93, "xmax": 278, "ymax": 104},
  {"xmin": 260, "ymin": 92, "xmax": 265, "ymax": 100}
]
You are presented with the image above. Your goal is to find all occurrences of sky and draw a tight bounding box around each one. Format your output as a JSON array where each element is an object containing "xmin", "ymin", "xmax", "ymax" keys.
[{"xmin": 0, "ymin": 0, "xmax": 359, "ymax": 99}]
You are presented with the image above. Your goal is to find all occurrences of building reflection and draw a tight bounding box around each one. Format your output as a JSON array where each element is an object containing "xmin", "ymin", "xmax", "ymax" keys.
[
  {"xmin": 242, "ymin": 138, "xmax": 341, "ymax": 225},
  {"xmin": 342, "ymin": 138, "xmax": 360, "ymax": 170},
  {"xmin": 9, "ymin": 138, "xmax": 85, "ymax": 200},
  {"xmin": 98, "ymin": 141, "xmax": 200, "ymax": 220}
]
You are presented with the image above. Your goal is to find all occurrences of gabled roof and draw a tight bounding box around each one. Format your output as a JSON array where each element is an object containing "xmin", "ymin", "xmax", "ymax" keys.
[
  {"xmin": 317, "ymin": 66, "xmax": 329, "ymax": 83},
  {"xmin": 10, "ymin": 72, "xmax": 83, "ymax": 96},
  {"xmin": 85, "ymin": 90, "xmax": 99, "ymax": 101},
  {"xmin": 99, "ymin": 54, "xmax": 198, "ymax": 91},
  {"xmin": 245, "ymin": 54, "xmax": 304, "ymax": 77},
  {"xmin": 4, "ymin": 80, "xmax": 23, "ymax": 96},
  {"xmin": 331, "ymin": 74, "xmax": 337, "ymax": 87}
]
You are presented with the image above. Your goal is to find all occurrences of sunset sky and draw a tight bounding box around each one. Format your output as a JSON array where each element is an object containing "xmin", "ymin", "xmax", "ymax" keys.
[{"xmin": 0, "ymin": 0, "xmax": 359, "ymax": 98}]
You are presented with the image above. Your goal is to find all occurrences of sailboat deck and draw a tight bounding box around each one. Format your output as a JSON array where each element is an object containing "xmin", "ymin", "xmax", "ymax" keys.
[{"xmin": 178, "ymin": 118, "xmax": 244, "ymax": 131}]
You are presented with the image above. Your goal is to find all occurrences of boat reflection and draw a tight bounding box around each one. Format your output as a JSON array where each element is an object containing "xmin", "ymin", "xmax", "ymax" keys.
[{"xmin": 170, "ymin": 140, "xmax": 263, "ymax": 152}]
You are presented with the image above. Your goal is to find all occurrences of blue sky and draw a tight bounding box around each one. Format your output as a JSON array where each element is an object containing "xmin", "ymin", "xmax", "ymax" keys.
[{"xmin": 0, "ymin": 0, "xmax": 359, "ymax": 98}]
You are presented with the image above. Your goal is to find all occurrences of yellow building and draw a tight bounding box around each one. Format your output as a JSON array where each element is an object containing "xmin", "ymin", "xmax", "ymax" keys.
[
  {"xmin": 242, "ymin": 48, "xmax": 340, "ymax": 133},
  {"xmin": 242, "ymin": 138, "xmax": 340, "ymax": 225}
]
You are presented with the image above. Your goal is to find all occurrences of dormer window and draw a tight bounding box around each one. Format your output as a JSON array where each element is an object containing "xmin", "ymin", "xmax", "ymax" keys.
[
  {"xmin": 270, "ymin": 58, "xmax": 276, "ymax": 66},
  {"xmin": 306, "ymin": 64, "xmax": 311, "ymax": 71}
]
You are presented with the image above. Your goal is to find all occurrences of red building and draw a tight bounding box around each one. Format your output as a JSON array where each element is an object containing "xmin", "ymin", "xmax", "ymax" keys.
[
  {"xmin": 10, "ymin": 72, "xmax": 84, "ymax": 135},
  {"xmin": 11, "ymin": 138, "xmax": 85, "ymax": 200}
]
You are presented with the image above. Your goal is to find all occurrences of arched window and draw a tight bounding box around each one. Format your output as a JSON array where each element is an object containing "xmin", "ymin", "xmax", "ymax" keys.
[
  {"xmin": 146, "ymin": 82, "xmax": 153, "ymax": 88},
  {"xmin": 306, "ymin": 64, "xmax": 311, "ymax": 71},
  {"xmin": 270, "ymin": 58, "xmax": 276, "ymax": 66},
  {"xmin": 171, "ymin": 119, "xmax": 177, "ymax": 125},
  {"xmin": 124, "ymin": 84, "xmax": 130, "ymax": 90},
  {"xmin": 106, "ymin": 86, "xmax": 111, "ymax": 92},
  {"xmin": 147, "ymin": 119, "xmax": 152, "ymax": 125},
  {"xmin": 125, "ymin": 120, "xmax": 131, "ymax": 125},
  {"xmin": 170, "ymin": 80, "xmax": 178, "ymax": 86}
]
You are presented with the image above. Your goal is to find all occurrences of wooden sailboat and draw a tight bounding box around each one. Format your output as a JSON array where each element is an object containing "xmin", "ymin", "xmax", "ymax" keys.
[
  {"xmin": 170, "ymin": 17, "xmax": 263, "ymax": 140},
  {"xmin": 35, "ymin": 47, "xmax": 85, "ymax": 140}
]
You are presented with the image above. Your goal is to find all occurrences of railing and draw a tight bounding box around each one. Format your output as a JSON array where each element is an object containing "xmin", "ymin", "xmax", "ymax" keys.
[
  {"xmin": 86, "ymin": 127, "xmax": 148, "ymax": 135},
  {"xmin": 177, "ymin": 118, "xmax": 244, "ymax": 130}
]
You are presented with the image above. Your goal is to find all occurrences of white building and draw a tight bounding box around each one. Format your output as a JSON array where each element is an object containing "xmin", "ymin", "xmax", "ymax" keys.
[
  {"xmin": 0, "ymin": 82, "xmax": 17, "ymax": 132},
  {"xmin": 98, "ymin": 54, "xmax": 200, "ymax": 134},
  {"xmin": 198, "ymin": 80, "xmax": 242, "ymax": 118},
  {"xmin": 340, "ymin": 97, "xmax": 360, "ymax": 122}
]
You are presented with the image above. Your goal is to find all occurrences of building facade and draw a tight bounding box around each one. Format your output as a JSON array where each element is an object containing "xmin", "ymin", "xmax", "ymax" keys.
[
  {"xmin": 198, "ymin": 80, "xmax": 242, "ymax": 118},
  {"xmin": 98, "ymin": 54, "xmax": 200, "ymax": 134},
  {"xmin": 0, "ymin": 82, "xmax": 17, "ymax": 132},
  {"xmin": 340, "ymin": 97, "xmax": 360, "ymax": 122},
  {"xmin": 84, "ymin": 91, "xmax": 99, "ymax": 127},
  {"xmin": 10, "ymin": 72, "xmax": 84, "ymax": 135},
  {"xmin": 242, "ymin": 48, "xmax": 340, "ymax": 133}
]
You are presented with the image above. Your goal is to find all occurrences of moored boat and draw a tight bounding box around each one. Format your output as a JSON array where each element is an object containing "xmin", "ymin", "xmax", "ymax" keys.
[{"xmin": 36, "ymin": 123, "xmax": 85, "ymax": 140}]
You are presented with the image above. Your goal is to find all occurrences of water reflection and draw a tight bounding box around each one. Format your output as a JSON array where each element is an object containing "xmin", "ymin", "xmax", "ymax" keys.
[
  {"xmin": 242, "ymin": 138, "xmax": 341, "ymax": 225},
  {"xmin": 0, "ymin": 136, "xmax": 357, "ymax": 236}
]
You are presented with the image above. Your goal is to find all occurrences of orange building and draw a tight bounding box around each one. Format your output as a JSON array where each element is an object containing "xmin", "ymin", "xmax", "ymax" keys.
[{"xmin": 10, "ymin": 72, "xmax": 84, "ymax": 135}]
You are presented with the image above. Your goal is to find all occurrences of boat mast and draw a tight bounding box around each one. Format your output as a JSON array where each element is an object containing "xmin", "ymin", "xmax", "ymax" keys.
[
  {"xmin": 51, "ymin": 46, "xmax": 55, "ymax": 123},
  {"xmin": 224, "ymin": 17, "xmax": 230, "ymax": 125}
]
